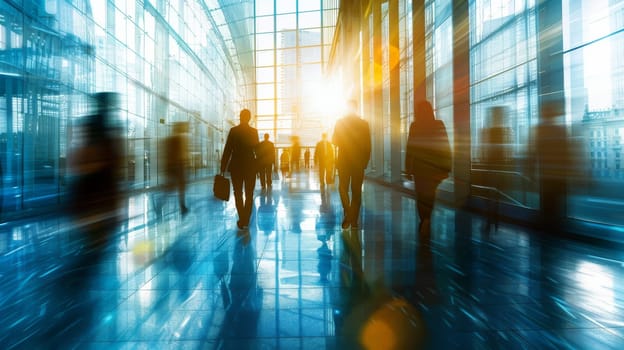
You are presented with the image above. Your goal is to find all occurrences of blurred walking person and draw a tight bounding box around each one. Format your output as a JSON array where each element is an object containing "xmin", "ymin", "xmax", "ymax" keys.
[
  {"xmin": 163, "ymin": 121, "xmax": 190, "ymax": 216},
  {"xmin": 531, "ymin": 100, "xmax": 579, "ymax": 233},
  {"xmin": 480, "ymin": 106, "xmax": 514, "ymax": 233},
  {"xmin": 56, "ymin": 92, "xmax": 125, "ymax": 347},
  {"xmin": 304, "ymin": 148, "xmax": 311, "ymax": 169},
  {"xmin": 280, "ymin": 149, "xmax": 290, "ymax": 178},
  {"xmin": 256, "ymin": 133, "xmax": 276, "ymax": 191},
  {"xmin": 68, "ymin": 92, "xmax": 124, "ymax": 252},
  {"xmin": 290, "ymin": 136, "xmax": 301, "ymax": 175},
  {"xmin": 405, "ymin": 100, "xmax": 451, "ymax": 240},
  {"xmin": 314, "ymin": 132, "xmax": 335, "ymax": 189},
  {"xmin": 332, "ymin": 100, "xmax": 371, "ymax": 229},
  {"xmin": 221, "ymin": 109, "xmax": 260, "ymax": 230}
]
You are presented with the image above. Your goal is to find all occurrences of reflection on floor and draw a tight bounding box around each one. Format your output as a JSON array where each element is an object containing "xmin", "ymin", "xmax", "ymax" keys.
[{"xmin": 1, "ymin": 170, "xmax": 624, "ymax": 349}]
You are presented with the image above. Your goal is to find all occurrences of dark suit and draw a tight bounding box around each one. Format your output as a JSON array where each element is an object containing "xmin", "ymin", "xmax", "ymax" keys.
[
  {"xmin": 221, "ymin": 123, "xmax": 260, "ymax": 226},
  {"xmin": 332, "ymin": 114, "xmax": 371, "ymax": 226},
  {"xmin": 256, "ymin": 139, "xmax": 275, "ymax": 189}
]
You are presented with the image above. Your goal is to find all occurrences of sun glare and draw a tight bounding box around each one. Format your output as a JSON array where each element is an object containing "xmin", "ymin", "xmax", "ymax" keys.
[{"xmin": 314, "ymin": 79, "xmax": 347, "ymax": 129}]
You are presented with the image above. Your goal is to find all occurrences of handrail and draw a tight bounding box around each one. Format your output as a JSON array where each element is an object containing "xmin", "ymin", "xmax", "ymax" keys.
[{"xmin": 470, "ymin": 184, "xmax": 527, "ymax": 207}]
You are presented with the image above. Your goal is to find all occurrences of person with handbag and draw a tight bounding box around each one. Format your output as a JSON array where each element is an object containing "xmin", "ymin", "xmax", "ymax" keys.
[{"xmin": 220, "ymin": 109, "xmax": 260, "ymax": 230}]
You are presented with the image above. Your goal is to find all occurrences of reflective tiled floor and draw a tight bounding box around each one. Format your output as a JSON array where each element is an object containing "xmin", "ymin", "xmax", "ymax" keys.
[{"xmin": 2, "ymin": 170, "xmax": 624, "ymax": 349}]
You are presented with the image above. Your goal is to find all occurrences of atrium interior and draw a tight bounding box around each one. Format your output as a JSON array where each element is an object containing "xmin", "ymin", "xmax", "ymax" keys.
[{"xmin": 1, "ymin": 0, "xmax": 623, "ymax": 349}]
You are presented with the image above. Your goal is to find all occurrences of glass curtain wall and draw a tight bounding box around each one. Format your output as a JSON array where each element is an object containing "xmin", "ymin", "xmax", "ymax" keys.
[
  {"xmin": 563, "ymin": 0, "xmax": 624, "ymax": 225},
  {"xmin": 469, "ymin": 0, "xmax": 539, "ymax": 208},
  {"xmin": 254, "ymin": 0, "xmax": 339, "ymax": 157},
  {"xmin": 252, "ymin": 0, "xmax": 340, "ymax": 333},
  {"xmin": 362, "ymin": 0, "xmax": 413, "ymax": 182},
  {"xmin": 0, "ymin": 1, "xmax": 252, "ymax": 216},
  {"xmin": 329, "ymin": 0, "xmax": 623, "ymax": 232},
  {"xmin": 399, "ymin": 0, "xmax": 414, "ymax": 179},
  {"xmin": 424, "ymin": 0, "xmax": 454, "ymax": 178}
]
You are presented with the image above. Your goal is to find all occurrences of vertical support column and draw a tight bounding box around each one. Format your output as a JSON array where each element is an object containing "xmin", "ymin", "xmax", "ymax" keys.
[
  {"xmin": 24, "ymin": 86, "xmax": 35, "ymax": 202},
  {"xmin": 372, "ymin": 0, "xmax": 383, "ymax": 177},
  {"xmin": 353, "ymin": 1, "xmax": 363, "ymax": 99},
  {"xmin": 536, "ymin": 0, "xmax": 566, "ymax": 221},
  {"xmin": 296, "ymin": 0, "xmax": 302, "ymax": 134},
  {"xmin": 389, "ymin": 0, "xmax": 401, "ymax": 183},
  {"xmin": 345, "ymin": 1, "xmax": 362, "ymax": 98},
  {"xmin": 107, "ymin": 0, "xmax": 116, "ymax": 87},
  {"xmin": 153, "ymin": 18, "xmax": 170, "ymax": 187},
  {"xmin": 452, "ymin": 0, "xmax": 471, "ymax": 207},
  {"xmin": 537, "ymin": 0, "xmax": 565, "ymax": 107},
  {"xmin": 5, "ymin": 78, "xmax": 14, "ymax": 195},
  {"xmin": 566, "ymin": 0, "xmax": 585, "ymax": 123},
  {"xmin": 273, "ymin": 0, "xmax": 278, "ymax": 144},
  {"xmin": 361, "ymin": 1, "xmax": 373, "ymax": 140},
  {"xmin": 413, "ymin": 0, "xmax": 426, "ymax": 105}
]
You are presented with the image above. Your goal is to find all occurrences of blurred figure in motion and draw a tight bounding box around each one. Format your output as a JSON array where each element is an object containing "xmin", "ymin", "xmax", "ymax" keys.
[
  {"xmin": 221, "ymin": 109, "xmax": 260, "ymax": 230},
  {"xmin": 332, "ymin": 99, "xmax": 371, "ymax": 229},
  {"xmin": 68, "ymin": 92, "xmax": 124, "ymax": 252},
  {"xmin": 480, "ymin": 106, "xmax": 514, "ymax": 233},
  {"xmin": 280, "ymin": 148, "xmax": 290, "ymax": 179},
  {"xmin": 56, "ymin": 92, "xmax": 124, "ymax": 347},
  {"xmin": 290, "ymin": 136, "xmax": 301, "ymax": 175},
  {"xmin": 163, "ymin": 121, "xmax": 190, "ymax": 216},
  {"xmin": 531, "ymin": 101, "xmax": 578, "ymax": 233},
  {"xmin": 314, "ymin": 132, "xmax": 335, "ymax": 189},
  {"xmin": 304, "ymin": 148, "xmax": 310, "ymax": 169},
  {"xmin": 256, "ymin": 133, "xmax": 276, "ymax": 191},
  {"xmin": 405, "ymin": 100, "xmax": 451, "ymax": 240}
]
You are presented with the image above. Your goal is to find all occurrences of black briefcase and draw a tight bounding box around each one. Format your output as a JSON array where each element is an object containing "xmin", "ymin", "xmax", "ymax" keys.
[{"xmin": 213, "ymin": 174, "xmax": 230, "ymax": 201}]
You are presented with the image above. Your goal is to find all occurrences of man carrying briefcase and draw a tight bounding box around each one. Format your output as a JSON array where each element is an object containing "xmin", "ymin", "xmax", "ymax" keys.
[{"xmin": 220, "ymin": 109, "xmax": 260, "ymax": 230}]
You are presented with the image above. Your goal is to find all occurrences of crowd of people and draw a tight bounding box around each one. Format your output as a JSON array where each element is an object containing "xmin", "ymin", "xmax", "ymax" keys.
[
  {"xmin": 216, "ymin": 99, "xmax": 450, "ymax": 239},
  {"xmin": 62, "ymin": 94, "xmax": 575, "ymax": 260},
  {"xmin": 7, "ymin": 92, "xmax": 578, "ymax": 347}
]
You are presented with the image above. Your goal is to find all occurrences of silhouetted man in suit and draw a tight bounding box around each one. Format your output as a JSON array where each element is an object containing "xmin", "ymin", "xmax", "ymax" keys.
[
  {"xmin": 332, "ymin": 100, "xmax": 371, "ymax": 229},
  {"xmin": 256, "ymin": 133, "xmax": 275, "ymax": 191},
  {"xmin": 221, "ymin": 109, "xmax": 260, "ymax": 229}
]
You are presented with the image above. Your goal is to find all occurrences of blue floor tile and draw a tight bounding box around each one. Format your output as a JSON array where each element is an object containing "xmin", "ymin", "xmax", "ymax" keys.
[{"xmin": 2, "ymin": 170, "xmax": 624, "ymax": 349}]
